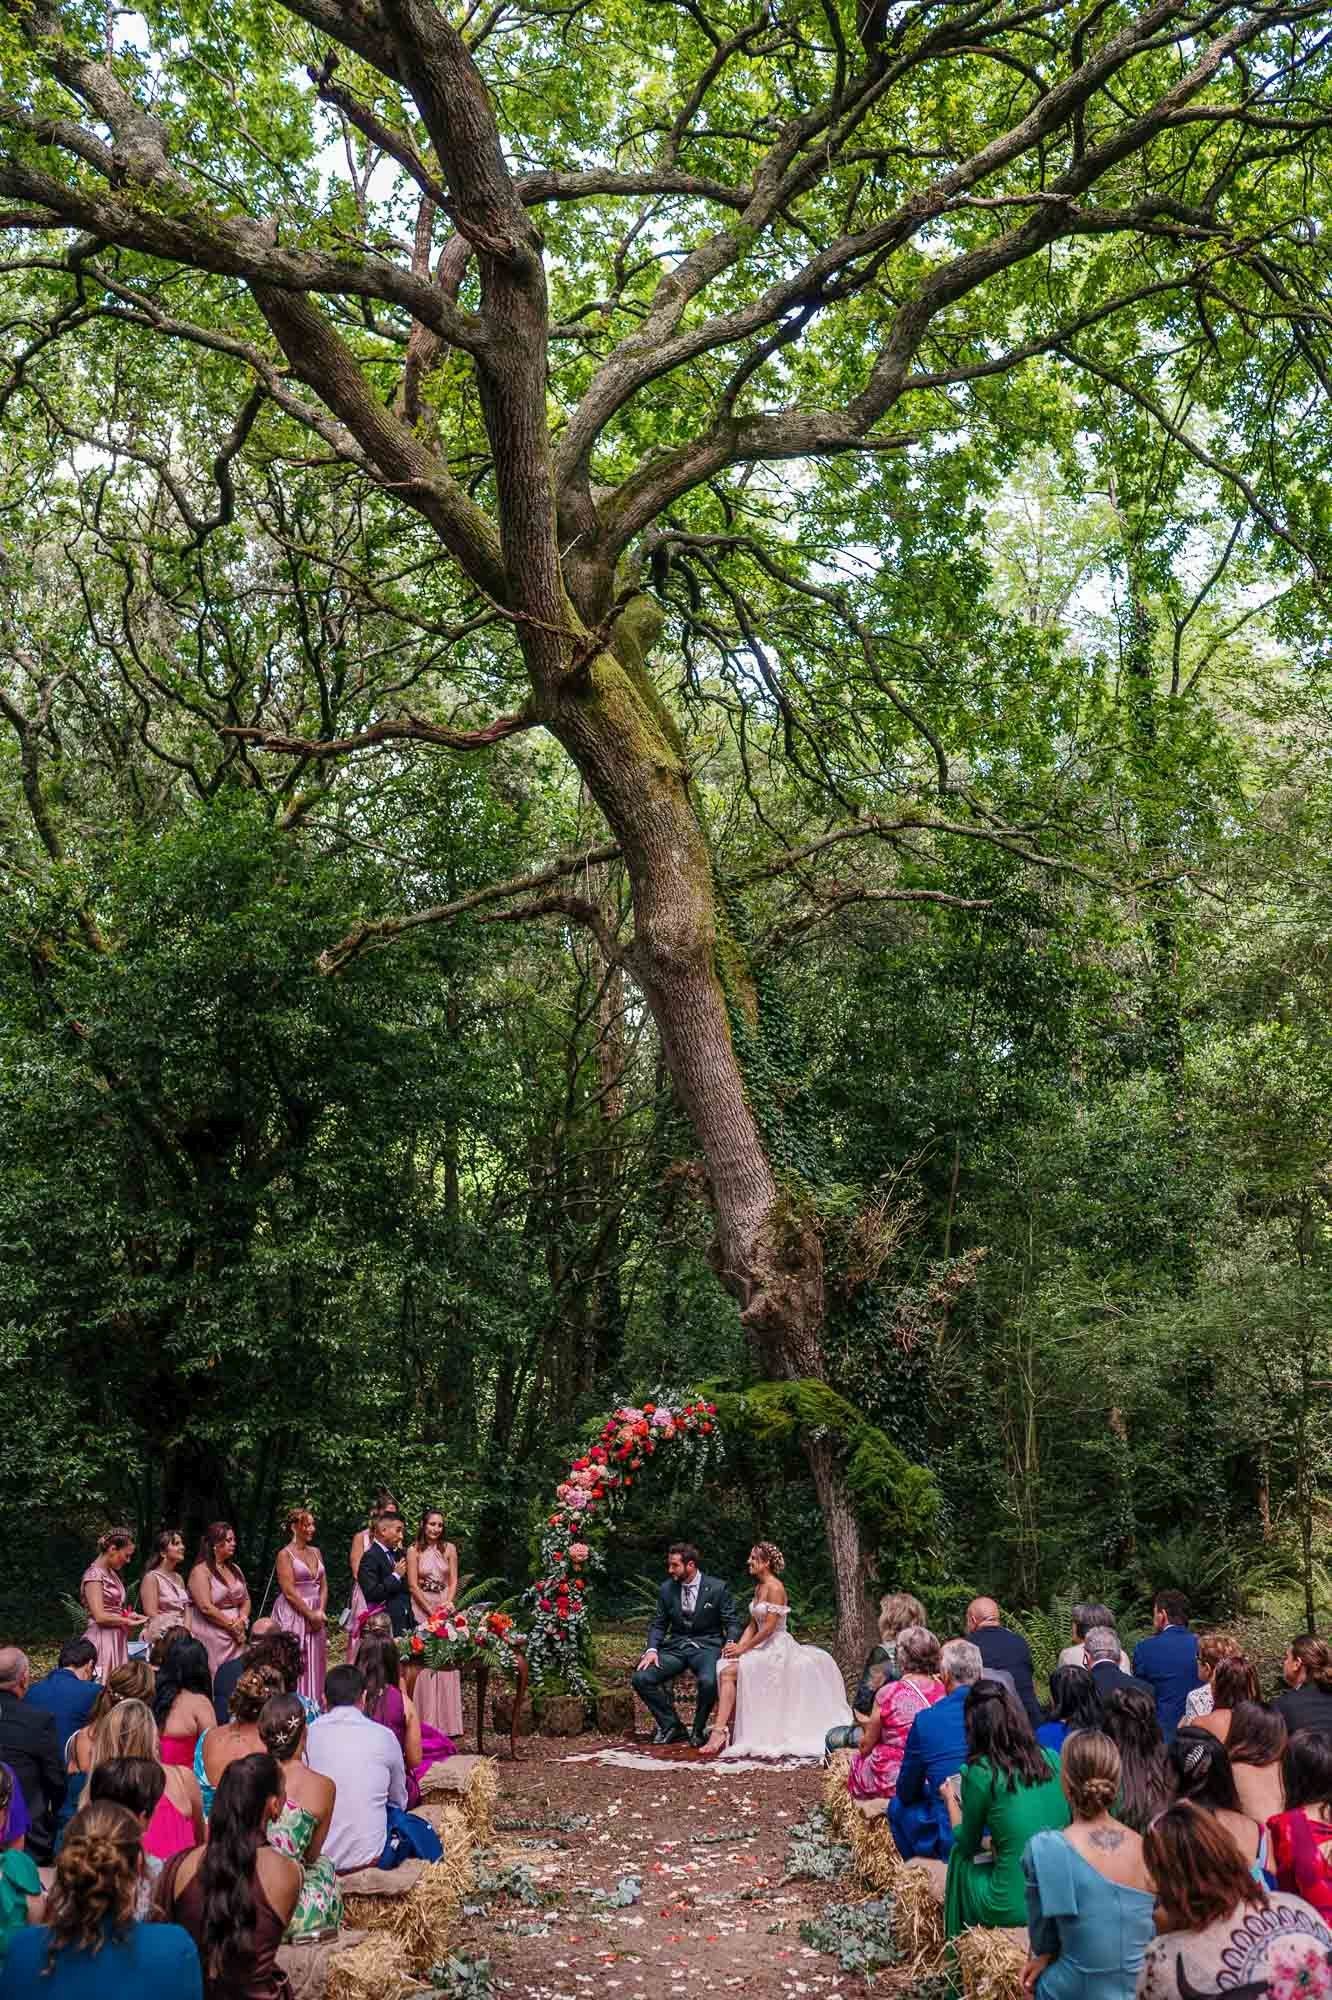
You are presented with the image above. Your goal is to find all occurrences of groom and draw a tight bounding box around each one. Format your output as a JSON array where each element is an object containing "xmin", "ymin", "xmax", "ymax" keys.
[{"xmin": 632, "ymin": 1542, "xmax": 741, "ymax": 1746}]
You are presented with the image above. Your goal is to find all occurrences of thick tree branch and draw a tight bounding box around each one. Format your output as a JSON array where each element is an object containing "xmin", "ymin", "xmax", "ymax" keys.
[{"xmin": 223, "ymin": 709, "xmax": 534, "ymax": 760}]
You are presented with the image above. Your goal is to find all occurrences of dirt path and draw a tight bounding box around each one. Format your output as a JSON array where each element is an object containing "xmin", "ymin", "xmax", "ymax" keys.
[{"xmin": 451, "ymin": 1731, "xmax": 869, "ymax": 1999}]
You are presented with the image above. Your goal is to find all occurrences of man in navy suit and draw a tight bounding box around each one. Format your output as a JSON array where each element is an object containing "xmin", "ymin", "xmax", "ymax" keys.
[
  {"xmin": 633, "ymin": 1543, "xmax": 740, "ymax": 1746},
  {"xmin": 965, "ymin": 1597, "xmax": 1043, "ymax": 1731},
  {"xmin": 1132, "ymin": 1590, "xmax": 1200, "ymax": 1739},
  {"xmin": 889, "ymin": 1638, "xmax": 982, "ymax": 1861},
  {"xmin": 1083, "ymin": 1625, "xmax": 1153, "ymax": 1703},
  {"xmin": 25, "ymin": 1637, "xmax": 101, "ymax": 1746}
]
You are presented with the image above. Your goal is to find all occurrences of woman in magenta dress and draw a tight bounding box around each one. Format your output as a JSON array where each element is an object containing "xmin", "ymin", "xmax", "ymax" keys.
[
  {"xmin": 187, "ymin": 1521, "xmax": 250, "ymax": 1682},
  {"xmin": 406, "ymin": 1506, "xmax": 464, "ymax": 1739},
  {"xmin": 358, "ymin": 1636, "xmax": 452, "ymax": 1805},
  {"xmin": 140, "ymin": 1529, "xmax": 193, "ymax": 1644},
  {"xmin": 848, "ymin": 1624, "xmax": 946, "ymax": 1801},
  {"xmin": 80, "ymin": 1527, "xmax": 147, "ymax": 1679},
  {"xmin": 347, "ymin": 1489, "xmax": 397, "ymax": 1665},
  {"xmin": 272, "ymin": 1506, "xmax": 328, "ymax": 1708}
]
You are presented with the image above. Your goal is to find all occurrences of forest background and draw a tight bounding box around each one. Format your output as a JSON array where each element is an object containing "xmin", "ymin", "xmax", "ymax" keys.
[{"xmin": 3, "ymin": 0, "xmax": 1332, "ymax": 1659}]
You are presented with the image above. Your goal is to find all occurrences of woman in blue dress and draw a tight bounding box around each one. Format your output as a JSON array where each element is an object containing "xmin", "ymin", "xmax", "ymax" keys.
[{"xmin": 1023, "ymin": 1729, "xmax": 1156, "ymax": 2000}]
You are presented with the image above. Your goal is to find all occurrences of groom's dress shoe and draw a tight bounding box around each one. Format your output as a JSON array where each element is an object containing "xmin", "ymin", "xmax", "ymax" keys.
[{"xmin": 653, "ymin": 1722, "xmax": 688, "ymax": 1745}]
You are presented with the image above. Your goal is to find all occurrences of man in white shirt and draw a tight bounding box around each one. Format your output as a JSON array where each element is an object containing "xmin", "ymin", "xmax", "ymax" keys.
[{"xmin": 305, "ymin": 1663, "xmax": 407, "ymax": 1872}]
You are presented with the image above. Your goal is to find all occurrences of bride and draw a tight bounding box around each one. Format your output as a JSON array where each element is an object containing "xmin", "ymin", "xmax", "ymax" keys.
[{"xmin": 700, "ymin": 1542, "xmax": 852, "ymax": 1760}]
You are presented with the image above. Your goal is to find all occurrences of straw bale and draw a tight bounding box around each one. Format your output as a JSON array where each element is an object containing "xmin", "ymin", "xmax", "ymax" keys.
[
  {"xmin": 890, "ymin": 1858, "xmax": 947, "ymax": 1977},
  {"xmin": 325, "ymin": 1934, "xmax": 419, "ymax": 2000},
  {"xmin": 955, "ymin": 1925, "xmax": 1029, "ymax": 2000},
  {"xmin": 822, "ymin": 1754, "xmax": 856, "ymax": 1840}
]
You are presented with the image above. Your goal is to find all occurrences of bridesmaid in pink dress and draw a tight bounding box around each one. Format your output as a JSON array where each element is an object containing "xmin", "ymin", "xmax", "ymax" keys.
[
  {"xmin": 80, "ymin": 1528, "xmax": 147, "ymax": 1679},
  {"xmin": 347, "ymin": 1489, "xmax": 397, "ymax": 1665},
  {"xmin": 407, "ymin": 1507, "xmax": 464, "ymax": 1739},
  {"xmin": 272, "ymin": 1507, "xmax": 328, "ymax": 1707},
  {"xmin": 187, "ymin": 1521, "xmax": 250, "ymax": 1682},
  {"xmin": 140, "ymin": 1529, "xmax": 193, "ymax": 1644}
]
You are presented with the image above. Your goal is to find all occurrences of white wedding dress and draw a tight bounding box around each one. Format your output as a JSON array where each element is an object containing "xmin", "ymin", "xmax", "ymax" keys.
[{"xmin": 720, "ymin": 1599, "xmax": 852, "ymax": 1759}]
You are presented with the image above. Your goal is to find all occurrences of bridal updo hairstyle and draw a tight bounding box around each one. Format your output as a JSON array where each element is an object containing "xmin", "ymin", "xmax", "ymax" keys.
[
  {"xmin": 258, "ymin": 1692, "xmax": 306, "ymax": 1762},
  {"xmin": 751, "ymin": 1542, "xmax": 786, "ymax": 1573},
  {"xmin": 229, "ymin": 1664, "xmax": 285, "ymax": 1724}
]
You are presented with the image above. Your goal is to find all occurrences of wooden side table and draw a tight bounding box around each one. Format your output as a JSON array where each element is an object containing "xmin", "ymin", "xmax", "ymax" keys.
[{"xmin": 405, "ymin": 1650, "xmax": 530, "ymax": 1760}]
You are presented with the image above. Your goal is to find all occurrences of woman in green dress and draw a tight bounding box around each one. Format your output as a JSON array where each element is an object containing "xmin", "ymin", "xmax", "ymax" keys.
[
  {"xmin": 943, "ymin": 1680, "xmax": 1070, "ymax": 1936},
  {"xmin": 257, "ymin": 1694, "xmax": 343, "ymax": 1938}
]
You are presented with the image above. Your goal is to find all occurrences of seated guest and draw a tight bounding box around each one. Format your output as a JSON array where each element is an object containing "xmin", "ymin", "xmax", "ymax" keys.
[
  {"xmin": 847, "ymin": 1625, "xmax": 944, "ymax": 1801},
  {"xmin": 0, "ymin": 1766, "xmax": 41, "ymax": 1969},
  {"xmin": 1227, "ymin": 1702, "xmax": 1287, "ymax": 1824},
  {"xmin": 26, "ymin": 1640, "xmax": 101, "ymax": 1747},
  {"xmin": 1038, "ymin": 1665, "xmax": 1103, "ymax": 1755},
  {"xmin": 1023, "ymin": 1729, "xmax": 1154, "ymax": 2000},
  {"xmin": 1275, "ymin": 1635, "xmax": 1332, "ymax": 1737},
  {"xmin": 151, "ymin": 1639, "xmax": 215, "ymax": 1766},
  {"xmin": 197, "ymin": 1667, "xmax": 284, "ymax": 1818},
  {"xmin": 889, "ymin": 1638, "xmax": 981, "ymax": 1862},
  {"xmin": 0, "ymin": 1647, "xmax": 65, "ymax": 1865},
  {"xmin": 1168, "ymin": 1728, "xmax": 1268, "ymax": 1877},
  {"xmin": 356, "ymin": 1511, "xmax": 414, "ymax": 1639},
  {"xmin": 1132, "ymin": 1589, "xmax": 1200, "ymax": 1740},
  {"xmin": 0, "ymin": 1765, "xmax": 28, "ymax": 1854},
  {"xmin": 1191, "ymin": 1655, "xmax": 1261, "ymax": 1745},
  {"xmin": 88, "ymin": 1701, "xmax": 203, "ymax": 1866},
  {"xmin": 1082, "ymin": 1627, "xmax": 1151, "ymax": 1703},
  {"xmin": 1058, "ymin": 1606, "xmax": 1131, "ymax": 1675},
  {"xmin": 1183, "ymin": 1632, "xmax": 1241, "ymax": 1724},
  {"xmin": 85, "ymin": 1757, "xmax": 167, "ymax": 1907},
  {"xmin": 1100, "ymin": 1686, "xmax": 1169, "ymax": 1833},
  {"xmin": 257, "ymin": 1696, "xmax": 341, "ymax": 1940},
  {"xmin": 827, "ymin": 1593, "xmax": 927, "ymax": 1755},
  {"xmin": 213, "ymin": 1620, "xmax": 277, "ymax": 1726},
  {"xmin": 1139, "ymin": 1800, "xmax": 1332, "ymax": 2000},
  {"xmin": 0, "ymin": 1800, "xmax": 202, "ymax": 1998},
  {"xmin": 153, "ymin": 1753, "xmax": 299, "ymax": 2000},
  {"xmin": 943, "ymin": 1680, "xmax": 1068, "ymax": 1935},
  {"xmin": 964, "ymin": 1598, "xmax": 1043, "ymax": 1730},
  {"xmin": 245, "ymin": 1630, "xmax": 319, "ymax": 1728},
  {"xmin": 305, "ymin": 1664, "xmax": 407, "ymax": 1872},
  {"xmin": 68, "ymin": 1661, "xmax": 155, "ymax": 1774},
  {"xmin": 1267, "ymin": 1728, "xmax": 1332, "ymax": 1917},
  {"xmin": 139, "ymin": 1530, "xmax": 193, "ymax": 1645},
  {"xmin": 357, "ymin": 1637, "xmax": 451, "ymax": 1805}
]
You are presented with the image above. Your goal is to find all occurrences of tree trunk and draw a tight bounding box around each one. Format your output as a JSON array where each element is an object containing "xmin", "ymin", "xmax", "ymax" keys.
[{"xmin": 537, "ymin": 612, "xmax": 870, "ymax": 1664}]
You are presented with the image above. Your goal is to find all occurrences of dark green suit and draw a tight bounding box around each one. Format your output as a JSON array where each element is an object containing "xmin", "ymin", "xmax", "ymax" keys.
[{"xmin": 632, "ymin": 1572, "xmax": 741, "ymax": 1742}]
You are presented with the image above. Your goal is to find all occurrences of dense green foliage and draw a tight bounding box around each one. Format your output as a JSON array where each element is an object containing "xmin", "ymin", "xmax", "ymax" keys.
[{"xmin": 3, "ymin": 0, "xmax": 1332, "ymax": 1635}]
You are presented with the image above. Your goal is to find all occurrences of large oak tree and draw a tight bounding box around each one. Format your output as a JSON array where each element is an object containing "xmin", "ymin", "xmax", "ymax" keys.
[{"xmin": 4, "ymin": 0, "xmax": 1331, "ymax": 1648}]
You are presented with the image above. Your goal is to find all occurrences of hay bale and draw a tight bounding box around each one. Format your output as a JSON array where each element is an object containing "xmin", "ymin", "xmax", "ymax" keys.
[
  {"xmin": 278, "ymin": 1930, "xmax": 369, "ymax": 2000},
  {"xmin": 956, "ymin": 1925, "xmax": 1029, "ymax": 2000},
  {"xmin": 418, "ymin": 1754, "xmax": 498, "ymax": 1840},
  {"xmin": 847, "ymin": 1810, "xmax": 903, "ymax": 1895},
  {"xmin": 340, "ymin": 1861, "xmax": 426, "ymax": 1935},
  {"xmin": 891, "ymin": 1858, "xmax": 947, "ymax": 1977},
  {"xmin": 822, "ymin": 1752, "xmax": 856, "ymax": 1840},
  {"xmin": 325, "ymin": 1934, "xmax": 418, "ymax": 2000}
]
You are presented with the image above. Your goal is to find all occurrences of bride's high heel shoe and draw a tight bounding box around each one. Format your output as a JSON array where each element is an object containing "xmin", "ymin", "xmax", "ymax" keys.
[{"xmin": 697, "ymin": 1723, "xmax": 730, "ymax": 1761}]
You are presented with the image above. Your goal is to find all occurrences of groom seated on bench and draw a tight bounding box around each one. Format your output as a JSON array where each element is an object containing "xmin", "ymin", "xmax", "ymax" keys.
[{"xmin": 633, "ymin": 1542, "xmax": 741, "ymax": 1747}]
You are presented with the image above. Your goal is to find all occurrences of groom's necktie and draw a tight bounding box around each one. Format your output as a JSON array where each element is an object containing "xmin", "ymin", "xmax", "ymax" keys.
[{"xmin": 682, "ymin": 1578, "xmax": 699, "ymax": 1621}]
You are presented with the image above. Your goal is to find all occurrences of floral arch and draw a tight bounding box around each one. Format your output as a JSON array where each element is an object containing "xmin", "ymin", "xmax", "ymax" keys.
[{"xmin": 523, "ymin": 1396, "xmax": 721, "ymax": 1694}]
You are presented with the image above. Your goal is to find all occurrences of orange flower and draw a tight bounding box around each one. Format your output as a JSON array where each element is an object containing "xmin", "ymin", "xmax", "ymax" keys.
[{"xmin": 410, "ymin": 1634, "xmax": 424, "ymax": 1654}]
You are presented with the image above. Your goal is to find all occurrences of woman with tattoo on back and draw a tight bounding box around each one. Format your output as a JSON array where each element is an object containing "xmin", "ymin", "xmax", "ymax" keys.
[{"xmin": 1022, "ymin": 1730, "xmax": 1156, "ymax": 2000}]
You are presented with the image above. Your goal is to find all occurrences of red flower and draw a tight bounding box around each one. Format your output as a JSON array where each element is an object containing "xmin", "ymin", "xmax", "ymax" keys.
[
  {"xmin": 702, "ymin": 1423, "xmax": 713, "ymax": 1433},
  {"xmin": 539, "ymin": 1597, "xmax": 552, "ymax": 1611},
  {"xmin": 593, "ymin": 1487, "xmax": 605, "ymax": 1499},
  {"xmin": 624, "ymin": 1477, "xmax": 633, "ymax": 1487},
  {"xmin": 630, "ymin": 1457, "xmax": 642, "ymax": 1469},
  {"xmin": 644, "ymin": 1403, "xmax": 656, "ymax": 1415},
  {"xmin": 410, "ymin": 1634, "xmax": 424, "ymax": 1654},
  {"xmin": 549, "ymin": 1514, "xmax": 560, "ymax": 1526},
  {"xmin": 706, "ymin": 1403, "xmax": 717, "ymax": 1415}
]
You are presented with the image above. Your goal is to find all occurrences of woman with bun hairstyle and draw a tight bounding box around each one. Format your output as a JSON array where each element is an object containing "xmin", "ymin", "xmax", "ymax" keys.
[
  {"xmin": 79, "ymin": 1530, "xmax": 147, "ymax": 1681},
  {"xmin": 257, "ymin": 1696, "xmax": 341, "ymax": 1941},
  {"xmin": 139, "ymin": 1530, "xmax": 192, "ymax": 1645},
  {"xmin": 197, "ymin": 1665, "xmax": 284, "ymax": 1820},
  {"xmin": 1276, "ymin": 1635, "xmax": 1332, "ymax": 1736},
  {"xmin": 1022, "ymin": 1730, "xmax": 1154, "ymax": 2000},
  {"xmin": 188, "ymin": 1524, "xmax": 250, "ymax": 1685},
  {"xmin": 0, "ymin": 1800, "xmax": 202, "ymax": 1998},
  {"xmin": 271, "ymin": 1508, "xmax": 327, "ymax": 1709},
  {"xmin": 1182, "ymin": 1632, "xmax": 1241, "ymax": 1725},
  {"xmin": 153, "ymin": 1753, "xmax": 299, "ymax": 2000}
]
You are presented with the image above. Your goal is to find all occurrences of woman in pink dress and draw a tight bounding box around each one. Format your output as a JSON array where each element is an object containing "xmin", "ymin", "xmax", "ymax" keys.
[
  {"xmin": 848, "ymin": 1624, "xmax": 946, "ymax": 1800},
  {"xmin": 407, "ymin": 1506, "xmax": 464, "ymax": 1738},
  {"xmin": 272, "ymin": 1506, "xmax": 328, "ymax": 1707},
  {"xmin": 140, "ymin": 1529, "xmax": 193, "ymax": 1644},
  {"xmin": 347, "ymin": 1489, "xmax": 397, "ymax": 1665},
  {"xmin": 80, "ymin": 1527, "xmax": 147, "ymax": 1679},
  {"xmin": 187, "ymin": 1521, "xmax": 250, "ymax": 1682}
]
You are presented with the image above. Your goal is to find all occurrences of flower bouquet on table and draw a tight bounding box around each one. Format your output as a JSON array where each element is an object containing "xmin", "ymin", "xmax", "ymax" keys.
[{"xmin": 400, "ymin": 1607, "xmax": 527, "ymax": 1678}]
